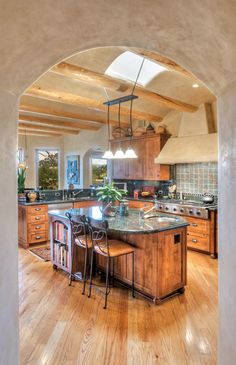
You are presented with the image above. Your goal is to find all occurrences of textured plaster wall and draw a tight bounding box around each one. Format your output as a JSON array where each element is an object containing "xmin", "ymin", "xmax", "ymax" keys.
[
  {"xmin": 0, "ymin": 1, "xmax": 236, "ymax": 364},
  {"xmin": 0, "ymin": 90, "xmax": 19, "ymax": 365},
  {"xmin": 63, "ymin": 126, "xmax": 107, "ymax": 188},
  {"xmin": 218, "ymin": 80, "xmax": 236, "ymax": 364},
  {"xmin": 18, "ymin": 135, "xmax": 64, "ymax": 189}
]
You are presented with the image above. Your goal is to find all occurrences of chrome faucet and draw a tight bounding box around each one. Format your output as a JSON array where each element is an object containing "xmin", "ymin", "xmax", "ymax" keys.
[
  {"xmin": 140, "ymin": 202, "xmax": 158, "ymax": 218},
  {"xmin": 72, "ymin": 189, "xmax": 83, "ymax": 197}
]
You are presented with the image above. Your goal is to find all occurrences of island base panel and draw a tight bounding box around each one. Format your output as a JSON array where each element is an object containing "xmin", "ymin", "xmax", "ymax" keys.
[{"xmin": 96, "ymin": 227, "xmax": 187, "ymax": 303}]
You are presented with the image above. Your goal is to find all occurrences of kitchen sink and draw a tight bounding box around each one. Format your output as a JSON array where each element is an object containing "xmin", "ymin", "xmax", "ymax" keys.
[{"xmin": 146, "ymin": 215, "xmax": 178, "ymax": 222}]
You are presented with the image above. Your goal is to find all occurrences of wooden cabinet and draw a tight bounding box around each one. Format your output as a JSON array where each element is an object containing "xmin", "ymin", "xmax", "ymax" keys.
[
  {"xmin": 144, "ymin": 134, "xmax": 170, "ymax": 180},
  {"xmin": 153, "ymin": 205, "xmax": 217, "ymax": 258},
  {"xmin": 96, "ymin": 226, "xmax": 187, "ymax": 303},
  {"xmin": 111, "ymin": 134, "xmax": 170, "ymax": 181},
  {"xmin": 73, "ymin": 200, "xmax": 101, "ymax": 208},
  {"xmin": 184, "ymin": 211, "xmax": 217, "ymax": 258},
  {"xmin": 128, "ymin": 200, "xmax": 154, "ymax": 209},
  {"xmin": 18, "ymin": 204, "xmax": 49, "ymax": 248},
  {"xmin": 111, "ymin": 140, "xmax": 129, "ymax": 179},
  {"xmin": 19, "ymin": 200, "xmax": 101, "ymax": 248}
]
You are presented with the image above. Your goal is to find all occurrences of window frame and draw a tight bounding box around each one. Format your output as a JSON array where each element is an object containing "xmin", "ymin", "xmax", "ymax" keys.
[{"xmin": 35, "ymin": 148, "xmax": 60, "ymax": 190}]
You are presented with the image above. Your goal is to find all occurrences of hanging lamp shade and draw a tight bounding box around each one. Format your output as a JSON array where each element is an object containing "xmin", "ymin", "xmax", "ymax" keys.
[
  {"xmin": 125, "ymin": 147, "xmax": 138, "ymax": 159},
  {"xmin": 102, "ymin": 150, "xmax": 114, "ymax": 159},
  {"xmin": 114, "ymin": 148, "xmax": 126, "ymax": 159}
]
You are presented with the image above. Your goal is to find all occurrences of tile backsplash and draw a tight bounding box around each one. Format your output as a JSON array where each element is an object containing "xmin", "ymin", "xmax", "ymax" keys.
[{"xmin": 175, "ymin": 162, "xmax": 218, "ymax": 195}]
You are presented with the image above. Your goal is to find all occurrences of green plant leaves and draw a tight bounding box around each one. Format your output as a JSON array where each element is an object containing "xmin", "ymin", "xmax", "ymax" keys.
[{"xmin": 96, "ymin": 183, "xmax": 127, "ymax": 203}]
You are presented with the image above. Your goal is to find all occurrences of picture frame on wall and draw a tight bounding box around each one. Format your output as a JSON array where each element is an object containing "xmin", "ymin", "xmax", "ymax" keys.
[{"xmin": 66, "ymin": 155, "xmax": 80, "ymax": 185}]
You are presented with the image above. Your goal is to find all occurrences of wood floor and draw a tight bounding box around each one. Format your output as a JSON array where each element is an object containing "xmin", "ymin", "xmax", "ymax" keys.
[{"xmin": 19, "ymin": 248, "xmax": 218, "ymax": 365}]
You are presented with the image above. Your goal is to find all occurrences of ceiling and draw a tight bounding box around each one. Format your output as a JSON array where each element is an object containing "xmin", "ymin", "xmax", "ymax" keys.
[{"xmin": 19, "ymin": 46, "xmax": 215, "ymax": 138}]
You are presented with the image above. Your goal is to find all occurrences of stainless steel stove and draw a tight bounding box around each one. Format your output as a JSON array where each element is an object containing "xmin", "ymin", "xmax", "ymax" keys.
[{"xmin": 155, "ymin": 199, "xmax": 217, "ymax": 219}]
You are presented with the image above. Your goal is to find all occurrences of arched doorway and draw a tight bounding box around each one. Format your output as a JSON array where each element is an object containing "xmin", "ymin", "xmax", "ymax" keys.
[{"xmin": 1, "ymin": 2, "xmax": 236, "ymax": 364}]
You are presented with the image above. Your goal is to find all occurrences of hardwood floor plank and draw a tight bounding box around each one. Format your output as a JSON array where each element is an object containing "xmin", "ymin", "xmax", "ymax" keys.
[{"xmin": 19, "ymin": 248, "xmax": 218, "ymax": 365}]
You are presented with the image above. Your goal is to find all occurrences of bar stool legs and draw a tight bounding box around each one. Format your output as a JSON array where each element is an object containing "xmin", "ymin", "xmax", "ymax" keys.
[
  {"xmin": 82, "ymin": 247, "xmax": 88, "ymax": 295},
  {"xmin": 88, "ymin": 248, "xmax": 94, "ymax": 299},
  {"xmin": 104, "ymin": 257, "xmax": 110, "ymax": 309}
]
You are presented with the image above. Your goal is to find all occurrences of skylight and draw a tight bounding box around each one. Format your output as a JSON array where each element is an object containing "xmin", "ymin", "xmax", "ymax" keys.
[{"xmin": 105, "ymin": 51, "xmax": 166, "ymax": 87}]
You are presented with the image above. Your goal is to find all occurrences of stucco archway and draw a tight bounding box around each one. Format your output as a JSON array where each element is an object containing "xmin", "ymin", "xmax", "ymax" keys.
[{"xmin": 1, "ymin": 2, "xmax": 236, "ymax": 364}]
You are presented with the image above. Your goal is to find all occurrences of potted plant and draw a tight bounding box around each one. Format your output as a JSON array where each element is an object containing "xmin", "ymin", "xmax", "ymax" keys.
[
  {"xmin": 18, "ymin": 165, "xmax": 26, "ymax": 201},
  {"xmin": 96, "ymin": 183, "xmax": 127, "ymax": 216}
]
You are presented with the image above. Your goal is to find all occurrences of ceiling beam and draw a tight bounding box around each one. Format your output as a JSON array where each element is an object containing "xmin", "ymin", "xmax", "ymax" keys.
[
  {"xmin": 24, "ymin": 86, "xmax": 163, "ymax": 122},
  {"xmin": 19, "ymin": 102, "xmax": 119, "ymax": 126},
  {"xmin": 51, "ymin": 62, "xmax": 197, "ymax": 113},
  {"xmin": 19, "ymin": 114, "xmax": 99, "ymax": 131},
  {"xmin": 130, "ymin": 48, "xmax": 197, "ymax": 80},
  {"xmin": 18, "ymin": 123, "xmax": 80, "ymax": 135},
  {"xmin": 18, "ymin": 131, "xmax": 62, "ymax": 138},
  {"xmin": 204, "ymin": 103, "xmax": 216, "ymax": 133}
]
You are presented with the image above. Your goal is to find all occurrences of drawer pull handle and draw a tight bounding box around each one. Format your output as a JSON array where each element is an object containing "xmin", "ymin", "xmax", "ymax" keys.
[
  {"xmin": 35, "ymin": 216, "xmax": 41, "ymax": 220},
  {"xmin": 192, "ymin": 239, "xmax": 198, "ymax": 243},
  {"xmin": 35, "ymin": 208, "xmax": 41, "ymax": 211},
  {"xmin": 35, "ymin": 226, "xmax": 42, "ymax": 229},
  {"xmin": 192, "ymin": 223, "xmax": 198, "ymax": 227},
  {"xmin": 35, "ymin": 236, "xmax": 41, "ymax": 239}
]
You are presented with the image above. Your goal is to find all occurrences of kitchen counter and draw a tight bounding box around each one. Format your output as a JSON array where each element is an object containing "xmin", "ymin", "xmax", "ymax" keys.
[
  {"xmin": 49, "ymin": 206, "xmax": 188, "ymax": 234},
  {"xmin": 49, "ymin": 205, "xmax": 188, "ymax": 303},
  {"xmin": 18, "ymin": 196, "xmax": 97, "ymax": 206}
]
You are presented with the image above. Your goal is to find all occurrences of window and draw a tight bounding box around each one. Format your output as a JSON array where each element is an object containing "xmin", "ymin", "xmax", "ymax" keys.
[
  {"xmin": 105, "ymin": 51, "xmax": 166, "ymax": 87},
  {"xmin": 91, "ymin": 158, "xmax": 107, "ymax": 185},
  {"xmin": 36, "ymin": 149, "xmax": 59, "ymax": 190}
]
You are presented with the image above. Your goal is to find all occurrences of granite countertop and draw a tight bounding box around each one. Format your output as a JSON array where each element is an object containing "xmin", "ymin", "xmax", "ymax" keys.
[
  {"xmin": 18, "ymin": 196, "xmax": 97, "ymax": 206},
  {"xmin": 48, "ymin": 207, "xmax": 189, "ymax": 234}
]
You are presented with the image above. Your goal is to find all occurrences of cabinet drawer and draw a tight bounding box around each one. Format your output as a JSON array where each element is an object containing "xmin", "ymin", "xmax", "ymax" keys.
[
  {"xmin": 28, "ymin": 231, "xmax": 48, "ymax": 244},
  {"xmin": 73, "ymin": 201, "xmax": 101, "ymax": 208},
  {"xmin": 28, "ymin": 214, "xmax": 47, "ymax": 224},
  {"xmin": 185, "ymin": 216, "xmax": 210, "ymax": 234},
  {"xmin": 28, "ymin": 222, "xmax": 47, "ymax": 233},
  {"xmin": 128, "ymin": 200, "xmax": 153, "ymax": 209},
  {"xmin": 28, "ymin": 205, "xmax": 48, "ymax": 214},
  {"xmin": 187, "ymin": 233, "xmax": 210, "ymax": 252}
]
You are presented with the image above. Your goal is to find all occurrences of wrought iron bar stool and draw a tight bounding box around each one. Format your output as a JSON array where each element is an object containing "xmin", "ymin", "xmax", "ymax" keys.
[
  {"xmin": 87, "ymin": 217, "xmax": 135, "ymax": 309},
  {"xmin": 66, "ymin": 212, "xmax": 92, "ymax": 294}
]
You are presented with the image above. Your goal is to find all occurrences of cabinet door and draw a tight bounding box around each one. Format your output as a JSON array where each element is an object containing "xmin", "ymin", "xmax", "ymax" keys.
[
  {"xmin": 128, "ymin": 200, "xmax": 154, "ymax": 209},
  {"xmin": 73, "ymin": 201, "xmax": 101, "ymax": 208},
  {"xmin": 111, "ymin": 141, "xmax": 129, "ymax": 179},
  {"xmin": 128, "ymin": 139, "xmax": 145, "ymax": 179},
  {"xmin": 144, "ymin": 137, "xmax": 160, "ymax": 180},
  {"xmin": 145, "ymin": 135, "xmax": 170, "ymax": 181}
]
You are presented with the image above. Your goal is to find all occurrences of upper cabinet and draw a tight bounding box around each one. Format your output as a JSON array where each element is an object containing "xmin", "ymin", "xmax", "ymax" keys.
[{"xmin": 111, "ymin": 134, "xmax": 170, "ymax": 181}]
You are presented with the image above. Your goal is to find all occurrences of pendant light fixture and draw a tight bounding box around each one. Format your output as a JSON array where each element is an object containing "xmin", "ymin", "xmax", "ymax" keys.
[
  {"xmin": 103, "ymin": 57, "xmax": 145, "ymax": 159},
  {"xmin": 114, "ymin": 102, "xmax": 125, "ymax": 159},
  {"xmin": 18, "ymin": 128, "xmax": 28, "ymax": 168},
  {"xmin": 102, "ymin": 104, "xmax": 114, "ymax": 159},
  {"xmin": 124, "ymin": 96, "xmax": 137, "ymax": 158}
]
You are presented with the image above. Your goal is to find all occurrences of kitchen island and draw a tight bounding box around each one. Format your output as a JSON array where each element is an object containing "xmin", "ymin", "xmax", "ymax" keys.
[{"xmin": 49, "ymin": 207, "xmax": 188, "ymax": 304}]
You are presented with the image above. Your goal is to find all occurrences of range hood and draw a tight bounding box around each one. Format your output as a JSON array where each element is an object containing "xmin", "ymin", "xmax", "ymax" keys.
[
  {"xmin": 155, "ymin": 133, "xmax": 218, "ymax": 164},
  {"xmin": 155, "ymin": 104, "xmax": 218, "ymax": 165}
]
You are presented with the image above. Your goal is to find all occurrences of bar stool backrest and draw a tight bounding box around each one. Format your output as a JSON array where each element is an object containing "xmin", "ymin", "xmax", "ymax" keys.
[
  {"xmin": 87, "ymin": 217, "xmax": 109, "ymax": 256},
  {"xmin": 66, "ymin": 212, "xmax": 88, "ymax": 247}
]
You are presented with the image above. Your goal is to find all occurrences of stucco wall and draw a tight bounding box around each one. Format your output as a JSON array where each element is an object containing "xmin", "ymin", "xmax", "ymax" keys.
[
  {"xmin": 0, "ymin": 1, "xmax": 236, "ymax": 364},
  {"xmin": 0, "ymin": 91, "xmax": 19, "ymax": 365},
  {"xmin": 63, "ymin": 126, "xmax": 107, "ymax": 188},
  {"xmin": 218, "ymin": 80, "xmax": 236, "ymax": 364}
]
